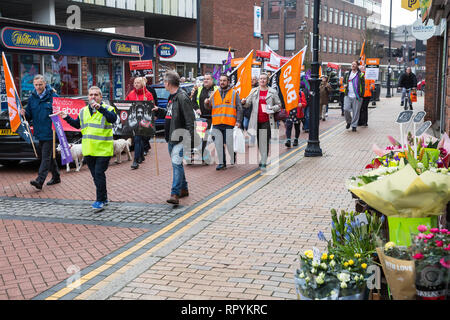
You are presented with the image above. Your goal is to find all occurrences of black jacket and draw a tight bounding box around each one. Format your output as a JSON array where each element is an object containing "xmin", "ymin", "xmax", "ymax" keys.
[
  {"xmin": 154, "ymin": 88, "xmax": 195, "ymax": 144},
  {"xmin": 398, "ymin": 72, "xmax": 417, "ymax": 89}
]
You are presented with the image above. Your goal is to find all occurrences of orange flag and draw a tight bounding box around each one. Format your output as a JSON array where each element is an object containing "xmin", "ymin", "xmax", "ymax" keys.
[
  {"xmin": 229, "ymin": 50, "xmax": 253, "ymax": 99},
  {"xmin": 269, "ymin": 46, "xmax": 306, "ymax": 113},
  {"xmin": 2, "ymin": 52, "xmax": 21, "ymax": 132},
  {"xmin": 360, "ymin": 40, "xmax": 366, "ymax": 66}
]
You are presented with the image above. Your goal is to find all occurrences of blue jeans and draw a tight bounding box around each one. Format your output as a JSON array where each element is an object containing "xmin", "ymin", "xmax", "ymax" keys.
[
  {"xmin": 134, "ymin": 135, "xmax": 143, "ymax": 161},
  {"xmin": 168, "ymin": 142, "xmax": 188, "ymax": 196},
  {"xmin": 243, "ymin": 117, "xmax": 249, "ymax": 131}
]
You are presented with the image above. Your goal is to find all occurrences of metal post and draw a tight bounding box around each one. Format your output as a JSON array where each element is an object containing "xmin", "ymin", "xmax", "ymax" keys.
[
  {"xmin": 305, "ymin": 0, "xmax": 322, "ymax": 157},
  {"xmin": 386, "ymin": 0, "xmax": 392, "ymax": 98},
  {"xmin": 283, "ymin": 0, "xmax": 287, "ymax": 57},
  {"xmin": 196, "ymin": 0, "xmax": 201, "ymax": 76}
]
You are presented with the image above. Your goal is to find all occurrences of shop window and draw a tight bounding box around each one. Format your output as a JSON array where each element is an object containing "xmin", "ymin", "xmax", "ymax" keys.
[
  {"xmin": 44, "ymin": 55, "xmax": 80, "ymax": 97},
  {"xmin": 112, "ymin": 60, "xmax": 124, "ymax": 100},
  {"xmin": 19, "ymin": 54, "xmax": 41, "ymax": 100},
  {"xmin": 268, "ymin": 1, "xmax": 281, "ymax": 19}
]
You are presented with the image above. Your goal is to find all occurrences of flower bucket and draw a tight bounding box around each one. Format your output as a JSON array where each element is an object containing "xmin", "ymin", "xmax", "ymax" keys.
[
  {"xmin": 294, "ymin": 273, "xmax": 339, "ymax": 300},
  {"xmin": 415, "ymin": 262, "xmax": 448, "ymax": 300},
  {"xmin": 387, "ymin": 216, "xmax": 438, "ymax": 247},
  {"xmin": 338, "ymin": 291, "xmax": 365, "ymax": 300}
]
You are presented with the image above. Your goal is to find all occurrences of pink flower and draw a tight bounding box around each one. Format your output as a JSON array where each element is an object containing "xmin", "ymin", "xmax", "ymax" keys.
[
  {"xmin": 430, "ymin": 228, "xmax": 439, "ymax": 233},
  {"xmin": 445, "ymin": 246, "xmax": 450, "ymax": 251},
  {"xmin": 417, "ymin": 225, "xmax": 428, "ymax": 232},
  {"xmin": 440, "ymin": 258, "xmax": 450, "ymax": 269},
  {"xmin": 416, "ymin": 233, "xmax": 426, "ymax": 239},
  {"xmin": 413, "ymin": 253, "xmax": 424, "ymax": 260},
  {"xmin": 435, "ymin": 240, "xmax": 444, "ymax": 247},
  {"xmin": 440, "ymin": 229, "xmax": 448, "ymax": 233},
  {"xmin": 424, "ymin": 239, "xmax": 428, "ymax": 243},
  {"xmin": 425, "ymin": 234, "xmax": 435, "ymax": 239}
]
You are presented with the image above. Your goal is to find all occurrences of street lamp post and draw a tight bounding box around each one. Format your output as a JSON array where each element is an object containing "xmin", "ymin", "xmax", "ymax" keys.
[
  {"xmin": 196, "ymin": 0, "xmax": 201, "ymax": 77},
  {"xmin": 386, "ymin": 0, "xmax": 392, "ymax": 98},
  {"xmin": 305, "ymin": 0, "xmax": 323, "ymax": 157}
]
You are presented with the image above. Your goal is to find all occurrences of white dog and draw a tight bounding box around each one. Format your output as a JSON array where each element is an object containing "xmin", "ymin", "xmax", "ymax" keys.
[
  {"xmin": 113, "ymin": 138, "xmax": 132, "ymax": 163},
  {"xmin": 56, "ymin": 143, "xmax": 84, "ymax": 172}
]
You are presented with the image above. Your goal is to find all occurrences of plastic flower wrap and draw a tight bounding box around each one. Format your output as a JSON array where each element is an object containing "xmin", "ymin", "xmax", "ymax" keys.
[{"xmin": 347, "ymin": 164, "xmax": 450, "ymax": 218}]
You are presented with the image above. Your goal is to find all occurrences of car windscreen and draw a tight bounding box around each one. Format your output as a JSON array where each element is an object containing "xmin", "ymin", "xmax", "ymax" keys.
[{"xmin": 154, "ymin": 87, "xmax": 170, "ymax": 100}]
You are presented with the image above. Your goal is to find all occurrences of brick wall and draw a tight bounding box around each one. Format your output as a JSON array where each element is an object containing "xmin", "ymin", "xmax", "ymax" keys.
[{"xmin": 424, "ymin": 36, "xmax": 442, "ymax": 124}]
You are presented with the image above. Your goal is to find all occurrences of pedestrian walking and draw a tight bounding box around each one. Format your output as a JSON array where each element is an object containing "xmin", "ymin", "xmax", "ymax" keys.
[
  {"xmin": 241, "ymin": 73, "xmax": 281, "ymax": 169},
  {"xmin": 126, "ymin": 77, "xmax": 154, "ymax": 170},
  {"xmin": 339, "ymin": 75, "xmax": 345, "ymax": 116},
  {"xmin": 21, "ymin": 74, "xmax": 60, "ymax": 190},
  {"xmin": 191, "ymin": 72, "xmax": 218, "ymax": 165},
  {"xmin": 358, "ymin": 67, "xmax": 375, "ymax": 127},
  {"xmin": 58, "ymin": 86, "xmax": 117, "ymax": 211},
  {"xmin": 285, "ymin": 86, "xmax": 307, "ymax": 148},
  {"xmin": 319, "ymin": 75, "xmax": 332, "ymax": 121},
  {"xmin": 205, "ymin": 74, "xmax": 243, "ymax": 171},
  {"xmin": 300, "ymin": 78, "xmax": 311, "ymax": 133},
  {"xmin": 397, "ymin": 67, "xmax": 417, "ymax": 110},
  {"xmin": 152, "ymin": 71, "xmax": 195, "ymax": 205},
  {"xmin": 343, "ymin": 61, "xmax": 365, "ymax": 132}
]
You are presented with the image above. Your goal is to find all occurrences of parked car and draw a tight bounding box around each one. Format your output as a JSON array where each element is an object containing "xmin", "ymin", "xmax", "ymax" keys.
[{"xmin": 150, "ymin": 82, "xmax": 195, "ymax": 130}]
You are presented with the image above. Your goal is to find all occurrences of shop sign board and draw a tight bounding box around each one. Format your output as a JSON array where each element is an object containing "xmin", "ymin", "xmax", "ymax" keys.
[
  {"xmin": 156, "ymin": 43, "xmax": 177, "ymax": 59},
  {"xmin": 1, "ymin": 27, "xmax": 61, "ymax": 52},
  {"xmin": 129, "ymin": 60, "xmax": 153, "ymax": 77},
  {"xmin": 108, "ymin": 39, "xmax": 144, "ymax": 57}
]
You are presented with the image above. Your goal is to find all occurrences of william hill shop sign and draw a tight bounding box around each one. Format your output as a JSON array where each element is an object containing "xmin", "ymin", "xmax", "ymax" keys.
[
  {"xmin": 1, "ymin": 27, "xmax": 61, "ymax": 52},
  {"xmin": 108, "ymin": 39, "xmax": 144, "ymax": 57}
]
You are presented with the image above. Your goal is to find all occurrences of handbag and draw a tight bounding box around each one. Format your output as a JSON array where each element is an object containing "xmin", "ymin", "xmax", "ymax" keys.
[{"xmin": 274, "ymin": 108, "xmax": 288, "ymax": 121}]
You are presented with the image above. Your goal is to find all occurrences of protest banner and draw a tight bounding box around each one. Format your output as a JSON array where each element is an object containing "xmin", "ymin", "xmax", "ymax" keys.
[
  {"xmin": 129, "ymin": 60, "xmax": 153, "ymax": 77},
  {"xmin": 111, "ymin": 100, "xmax": 155, "ymax": 137},
  {"xmin": 49, "ymin": 114, "xmax": 73, "ymax": 165},
  {"xmin": 52, "ymin": 97, "xmax": 85, "ymax": 132}
]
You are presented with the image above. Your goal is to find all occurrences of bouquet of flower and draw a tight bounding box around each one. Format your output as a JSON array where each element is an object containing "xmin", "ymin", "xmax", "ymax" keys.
[
  {"xmin": 295, "ymin": 250, "xmax": 340, "ymax": 300},
  {"xmin": 383, "ymin": 241, "xmax": 411, "ymax": 260}
]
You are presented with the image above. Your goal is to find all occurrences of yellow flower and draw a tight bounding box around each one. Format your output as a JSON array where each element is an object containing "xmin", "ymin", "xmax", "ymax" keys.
[
  {"xmin": 304, "ymin": 250, "xmax": 314, "ymax": 259},
  {"xmin": 398, "ymin": 152, "xmax": 406, "ymax": 158},
  {"xmin": 343, "ymin": 262, "xmax": 349, "ymax": 267},
  {"xmin": 354, "ymin": 253, "xmax": 361, "ymax": 258},
  {"xmin": 384, "ymin": 242, "xmax": 396, "ymax": 251},
  {"xmin": 329, "ymin": 255, "xmax": 334, "ymax": 260},
  {"xmin": 361, "ymin": 263, "xmax": 367, "ymax": 269},
  {"xmin": 348, "ymin": 260, "xmax": 354, "ymax": 266},
  {"xmin": 321, "ymin": 253, "xmax": 328, "ymax": 260}
]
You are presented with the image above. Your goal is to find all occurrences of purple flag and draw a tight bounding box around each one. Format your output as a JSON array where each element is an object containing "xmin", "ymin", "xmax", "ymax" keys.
[
  {"xmin": 50, "ymin": 114, "xmax": 73, "ymax": 165},
  {"xmin": 212, "ymin": 65, "xmax": 220, "ymax": 84},
  {"xmin": 223, "ymin": 48, "xmax": 232, "ymax": 75}
]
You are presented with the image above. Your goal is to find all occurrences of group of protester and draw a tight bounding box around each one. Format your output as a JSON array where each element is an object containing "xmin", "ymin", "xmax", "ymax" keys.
[{"xmin": 22, "ymin": 60, "xmax": 415, "ymax": 210}]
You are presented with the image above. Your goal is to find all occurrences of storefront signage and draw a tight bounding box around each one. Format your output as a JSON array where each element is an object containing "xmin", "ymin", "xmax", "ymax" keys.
[
  {"xmin": 411, "ymin": 18, "xmax": 436, "ymax": 40},
  {"xmin": 156, "ymin": 43, "xmax": 177, "ymax": 59},
  {"xmin": 401, "ymin": 0, "xmax": 420, "ymax": 11},
  {"xmin": 108, "ymin": 39, "xmax": 144, "ymax": 57},
  {"xmin": 129, "ymin": 60, "xmax": 153, "ymax": 77},
  {"xmin": 254, "ymin": 6, "xmax": 262, "ymax": 38},
  {"xmin": 1, "ymin": 27, "xmax": 61, "ymax": 52}
]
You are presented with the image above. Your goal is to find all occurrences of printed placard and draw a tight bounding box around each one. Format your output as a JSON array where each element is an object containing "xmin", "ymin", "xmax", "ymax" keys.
[
  {"xmin": 111, "ymin": 100, "xmax": 155, "ymax": 137},
  {"xmin": 396, "ymin": 110, "xmax": 414, "ymax": 124}
]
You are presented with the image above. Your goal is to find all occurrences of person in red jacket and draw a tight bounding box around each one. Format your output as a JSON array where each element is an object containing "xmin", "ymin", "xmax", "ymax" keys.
[
  {"xmin": 126, "ymin": 77, "xmax": 154, "ymax": 169},
  {"xmin": 285, "ymin": 89, "xmax": 307, "ymax": 148}
]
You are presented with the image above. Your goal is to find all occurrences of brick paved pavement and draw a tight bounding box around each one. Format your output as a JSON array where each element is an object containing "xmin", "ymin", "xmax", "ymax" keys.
[{"xmin": 103, "ymin": 96, "xmax": 424, "ymax": 300}]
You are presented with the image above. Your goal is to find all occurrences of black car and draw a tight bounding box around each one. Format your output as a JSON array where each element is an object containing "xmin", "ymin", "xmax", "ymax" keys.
[{"xmin": 0, "ymin": 96, "xmax": 87, "ymax": 166}]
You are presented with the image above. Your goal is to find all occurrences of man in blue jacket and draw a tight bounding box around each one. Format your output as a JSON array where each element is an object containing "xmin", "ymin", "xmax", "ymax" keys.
[{"xmin": 21, "ymin": 74, "xmax": 60, "ymax": 189}]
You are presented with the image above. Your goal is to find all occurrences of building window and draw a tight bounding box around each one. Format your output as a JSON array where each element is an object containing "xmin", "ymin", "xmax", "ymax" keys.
[
  {"xmin": 362, "ymin": 18, "xmax": 366, "ymax": 30},
  {"xmin": 311, "ymin": 2, "xmax": 314, "ymax": 19},
  {"xmin": 269, "ymin": 0, "xmax": 281, "ymax": 19},
  {"xmin": 339, "ymin": 39, "xmax": 343, "ymax": 54},
  {"xmin": 349, "ymin": 13, "xmax": 353, "ymax": 28},
  {"xmin": 354, "ymin": 42, "xmax": 357, "ymax": 55},
  {"xmin": 344, "ymin": 12, "xmax": 348, "ymax": 27},
  {"xmin": 344, "ymin": 40, "xmax": 348, "ymax": 54},
  {"xmin": 286, "ymin": 0, "xmax": 296, "ymax": 19},
  {"xmin": 285, "ymin": 33, "xmax": 296, "ymax": 51},
  {"xmin": 319, "ymin": 5, "xmax": 322, "ymax": 21},
  {"xmin": 349, "ymin": 40, "xmax": 353, "ymax": 54},
  {"xmin": 268, "ymin": 34, "xmax": 279, "ymax": 51},
  {"xmin": 329, "ymin": 37, "xmax": 333, "ymax": 53},
  {"xmin": 339, "ymin": 11, "xmax": 343, "ymax": 25},
  {"xmin": 335, "ymin": 9, "xmax": 338, "ymax": 25},
  {"xmin": 358, "ymin": 16, "xmax": 362, "ymax": 29},
  {"xmin": 323, "ymin": 5, "xmax": 327, "ymax": 22},
  {"xmin": 334, "ymin": 38, "xmax": 338, "ymax": 53},
  {"xmin": 329, "ymin": 8, "xmax": 333, "ymax": 23},
  {"xmin": 304, "ymin": 0, "xmax": 309, "ymax": 18},
  {"xmin": 323, "ymin": 36, "xmax": 327, "ymax": 52}
]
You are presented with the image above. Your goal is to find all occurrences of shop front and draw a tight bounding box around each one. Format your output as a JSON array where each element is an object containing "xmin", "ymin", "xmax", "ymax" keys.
[{"xmin": 0, "ymin": 18, "xmax": 155, "ymax": 111}]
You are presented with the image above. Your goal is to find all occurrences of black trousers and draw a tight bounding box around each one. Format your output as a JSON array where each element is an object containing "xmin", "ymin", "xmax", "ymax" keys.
[
  {"xmin": 257, "ymin": 121, "xmax": 271, "ymax": 165},
  {"xmin": 37, "ymin": 140, "xmax": 60, "ymax": 184},
  {"xmin": 358, "ymin": 97, "xmax": 371, "ymax": 126},
  {"xmin": 84, "ymin": 156, "xmax": 110, "ymax": 202},
  {"xmin": 340, "ymin": 92, "xmax": 345, "ymax": 114},
  {"xmin": 285, "ymin": 120, "xmax": 300, "ymax": 140},
  {"xmin": 212, "ymin": 124, "xmax": 234, "ymax": 165}
]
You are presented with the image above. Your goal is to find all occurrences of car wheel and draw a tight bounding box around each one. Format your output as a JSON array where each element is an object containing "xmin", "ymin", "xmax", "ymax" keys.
[{"xmin": 0, "ymin": 160, "xmax": 21, "ymax": 166}]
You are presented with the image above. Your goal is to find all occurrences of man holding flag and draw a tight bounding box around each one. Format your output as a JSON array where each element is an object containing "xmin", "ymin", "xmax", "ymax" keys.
[{"xmin": 20, "ymin": 75, "xmax": 60, "ymax": 190}]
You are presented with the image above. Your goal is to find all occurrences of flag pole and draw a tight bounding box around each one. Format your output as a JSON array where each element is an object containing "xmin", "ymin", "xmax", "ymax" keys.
[{"xmin": 23, "ymin": 115, "xmax": 38, "ymax": 158}]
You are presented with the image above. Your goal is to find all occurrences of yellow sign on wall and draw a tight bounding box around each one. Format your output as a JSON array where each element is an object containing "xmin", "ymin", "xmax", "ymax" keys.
[{"xmin": 402, "ymin": 0, "xmax": 420, "ymax": 11}]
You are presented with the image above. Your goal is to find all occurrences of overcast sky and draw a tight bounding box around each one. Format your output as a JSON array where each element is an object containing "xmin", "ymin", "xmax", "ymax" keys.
[{"xmin": 380, "ymin": 0, "xmax": 420, "ymax": 27}]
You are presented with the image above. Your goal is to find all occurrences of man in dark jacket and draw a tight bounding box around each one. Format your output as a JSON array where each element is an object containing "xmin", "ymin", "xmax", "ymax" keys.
[
  {"xmin": 397, "ymin": 67, "xmax": 417, "ymax": 110},
  {"xmin": 152, "ymin": 71, "xmax": 195, "ymax": 205},
  {"xmin": 21, "ymin": 75, "xmax": 60, "ymax": 189}
]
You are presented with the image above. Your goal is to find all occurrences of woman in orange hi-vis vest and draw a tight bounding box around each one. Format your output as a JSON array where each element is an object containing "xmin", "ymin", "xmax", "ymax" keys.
[{"xmin": 358, "ymin": 77, "xmax": 375, "ymax": 127}]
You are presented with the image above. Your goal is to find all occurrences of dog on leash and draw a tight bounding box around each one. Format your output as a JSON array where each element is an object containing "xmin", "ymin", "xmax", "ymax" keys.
[
  {"xmin": 56, "ymin": 143, "xmax": 84, "ymax": 172},
  {"xmin": 113, "ymin": 138, "xmax": 132, "ymax": 163}
]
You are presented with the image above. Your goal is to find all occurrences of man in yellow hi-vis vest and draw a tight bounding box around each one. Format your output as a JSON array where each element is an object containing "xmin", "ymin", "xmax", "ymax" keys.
[
  {"xmin": 57, "ymin": 86, "xmax": 117, "ymax": 211},
  {"xmin": 205, "ymin": 74, "xmax": 243, "ymax": 171}
]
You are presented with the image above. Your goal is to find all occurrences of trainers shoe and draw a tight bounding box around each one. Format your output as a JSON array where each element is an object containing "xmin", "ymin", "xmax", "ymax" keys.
[
  {"xmin": 46, "ymin": 177, "xmax": 61, "ymax": 186},
  {"xmin": 346, "ymin": 123, "xmax": 351, "ymax": 129},
  {"xmin": 293, "ymin": 139, "xmax": 299, "ymax": 147},
  {"xmin": 180, "ymin": 189, "xmax": 189, "ymax": 198},
  {"xmin": 285, "ymin": 140, "xmax": 291, "ymax": 148},
  {"xmin": 166, "ymin": 194, "xmax": 179, "ymax": 205},
  {"xmin": 91, "ymin": 201, "xmax": 104, "ymax": 210},
  {"xmin": 30, "ymin": 180, "xmax": 43, "ymax": 190}
]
